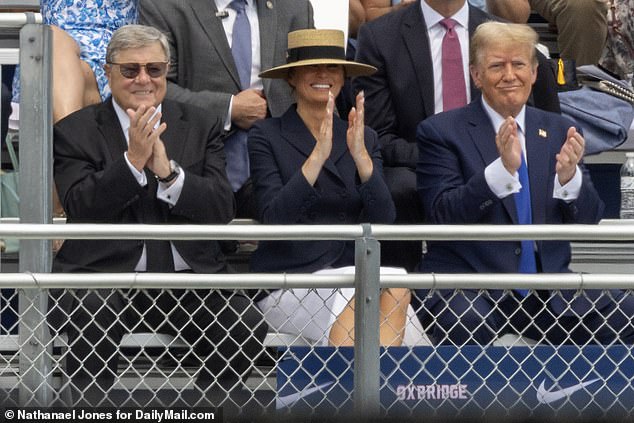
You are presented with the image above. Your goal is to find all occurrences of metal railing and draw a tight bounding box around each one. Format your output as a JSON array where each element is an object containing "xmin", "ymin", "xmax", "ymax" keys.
[{"xmin": 1, "ymin": 222, "xmax": 634, "ymax": 413}]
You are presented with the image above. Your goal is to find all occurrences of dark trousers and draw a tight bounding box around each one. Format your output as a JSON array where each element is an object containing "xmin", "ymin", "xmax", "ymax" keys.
[
  {"xmin": 417, "ymin": 289, "xmax": 634, "ymax": 346},
  {"xmin": 57, "ymin": 288, "xmax": 267, "ymax": 401},
  {"xmin": 235, "ymin": 178, "xmax": 257, "ymax": 220}
]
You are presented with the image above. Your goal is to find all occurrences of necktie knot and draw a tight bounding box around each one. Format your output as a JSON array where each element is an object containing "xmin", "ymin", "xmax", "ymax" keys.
[
  {"xmin": 440, "ymin": 18, "xmax": 458, "ymax": 33},
  {"xmin": 228, "ymin": 0, "xmax": 247, "ymax": 13}
]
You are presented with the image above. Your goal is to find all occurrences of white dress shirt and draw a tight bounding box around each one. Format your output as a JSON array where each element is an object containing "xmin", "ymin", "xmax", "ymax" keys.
[
  {"xmin": 420, "ymin": 0, "xmax": 471, "ymax": 114},
  {"xmin": 215, "ymin": 0, "xmax": 262, "ymax": 130}
]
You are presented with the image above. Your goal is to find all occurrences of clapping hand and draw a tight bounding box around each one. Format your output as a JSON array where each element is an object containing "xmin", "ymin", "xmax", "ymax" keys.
[
  {"xmin": 347, "ymin": 91, "xmax": 372, "ymax": 182},
  {"xmin": 301, "ymin": 91, "xmax": 335, "ymax": 185},
  {"xmin": 556, "ymin": 127, "xmax": 584, "ymax": 185},
  {"xmin": 126, "ymin": 105, "xmax": 167, "ymax": 171},
  {"xmin": 496, "ymin": 117, "xmax": 522, "ymax": 176}
]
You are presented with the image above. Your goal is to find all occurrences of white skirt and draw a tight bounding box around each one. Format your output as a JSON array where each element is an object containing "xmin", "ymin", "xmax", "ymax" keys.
[{"xmin": 257, "ymin": 266, "xmax": 410, "ymax": 346}]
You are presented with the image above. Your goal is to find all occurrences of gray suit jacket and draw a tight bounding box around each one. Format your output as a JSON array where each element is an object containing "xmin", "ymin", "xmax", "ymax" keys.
[{"xmin": 139, "ymin": 0, "xmax": 314, "ymax": 120}]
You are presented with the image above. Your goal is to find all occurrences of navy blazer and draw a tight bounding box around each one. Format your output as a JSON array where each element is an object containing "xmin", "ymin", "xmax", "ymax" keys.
[
  {"xmin": 248, "ymin": 105, "xmax": 396, "ymax": 273},
  {"xmin": 416, "ymin": 100, "xmax": 608, "ymax": 315},
  {"xmin": 354, "ymin": 2, "xmax": 560, "ymax": 170}
]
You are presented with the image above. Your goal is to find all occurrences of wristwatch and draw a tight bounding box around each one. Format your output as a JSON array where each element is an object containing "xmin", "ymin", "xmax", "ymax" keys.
[{"xmin": 156, "ymin": 160, "xmax": 181, "ymax": 183}]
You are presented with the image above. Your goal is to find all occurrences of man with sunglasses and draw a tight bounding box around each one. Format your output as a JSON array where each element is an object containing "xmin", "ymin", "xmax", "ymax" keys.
[{"xmin": 51, "ymin": 24, "xmax": 268, "ymax": 407}]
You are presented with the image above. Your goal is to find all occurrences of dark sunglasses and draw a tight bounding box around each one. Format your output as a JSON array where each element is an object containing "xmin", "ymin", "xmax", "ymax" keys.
[{"xmin": 107, "ymin": 62, "xmax": 169, "ymax": 79}]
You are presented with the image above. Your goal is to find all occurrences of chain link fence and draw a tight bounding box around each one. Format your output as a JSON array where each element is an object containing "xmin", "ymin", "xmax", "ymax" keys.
[{"xmin": 0, "ymin": 224, "xmax": 633, "ymax": 421}]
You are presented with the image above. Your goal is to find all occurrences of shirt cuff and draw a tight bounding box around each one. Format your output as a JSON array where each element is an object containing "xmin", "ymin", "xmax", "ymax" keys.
[
  {"xmin": 485, "ymin": 157, "xmax": 520, "ymax": 198},
  {"xmin": 124, "ymin": 152, "xmax": 147, "ymax": 186},
  {"xmin": 225, "ymin": 96, "xmax": 234, "ymax": 131},
  {"xmin": 157, "ymin": 170, "xmax": 185, "ymax": 207},
  {"xmin": 553, "ymin": 165, "xmax": 582, "ymax": 201}
]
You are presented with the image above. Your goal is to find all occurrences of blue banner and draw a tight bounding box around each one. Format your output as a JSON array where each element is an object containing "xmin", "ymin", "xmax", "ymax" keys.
[{"xmin": 276, "ymin": 346, "xmax": 634, "ymax": 418}]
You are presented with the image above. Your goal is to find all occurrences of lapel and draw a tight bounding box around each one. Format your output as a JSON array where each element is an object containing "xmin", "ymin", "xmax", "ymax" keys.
[
  {"xmin": 467, "ymin": 101, "xmax": 519, "ymax": 223},
  {"xmin": 189, "ymin": 0, "xmax": 242, "ymax": 90},
  {"xmin": 280, "ymin": 107, "xmax": 346, "ymax": 182},
  {"xmin": 524, "ymin": 108, "xmax": 551, "ymax": 225},
  {"xmin": 159, "ymin": 99, "xmax": 188, "ymax": 163},
  {"xmin": 257, "ymin": 0, "xmax": 277, "ymax": 95},
  {"xmin": 96, "ymin": 98, "xmax": 128, "ymax": 163},
  {"xmin": 401, "ymin": 6, "xmax": 434, "ymax": 118}
]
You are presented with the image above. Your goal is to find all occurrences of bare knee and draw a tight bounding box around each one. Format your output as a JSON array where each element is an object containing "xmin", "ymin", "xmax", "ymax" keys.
[{"xmin": 51, "ymin": 25, "xmax": 81, "ymax": 57}]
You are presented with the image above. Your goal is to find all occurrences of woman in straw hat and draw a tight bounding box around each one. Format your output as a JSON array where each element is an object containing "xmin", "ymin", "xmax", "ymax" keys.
[{"xmin": 248, "ymin": 29, "xmax": 411, "ymax": 346}]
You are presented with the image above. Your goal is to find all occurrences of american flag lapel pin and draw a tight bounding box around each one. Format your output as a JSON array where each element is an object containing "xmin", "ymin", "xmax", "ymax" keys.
[{"xmin": 538, "ymin": 129, "xmax": 547, "ymax": 138}]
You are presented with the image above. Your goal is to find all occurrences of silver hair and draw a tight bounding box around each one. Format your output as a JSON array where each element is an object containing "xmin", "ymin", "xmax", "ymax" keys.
[{"xmin": 106, "ymin": 24, "xmax": 170, "ymax": 63}]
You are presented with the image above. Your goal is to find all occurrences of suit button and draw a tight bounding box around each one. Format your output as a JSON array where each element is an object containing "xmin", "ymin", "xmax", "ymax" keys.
[
  {"xmin": 338, "ymin": 212, "xmax": 346, "ymax": 221},
  {"xmin": 514, "ymin": 248, "xmax": 521, "ymax": 256},
  {"xmin": 479, "ymin": 200, "xmax": 492, "ymax": 210},
  {"xmin": 339, "ymin": 191, "xmax": 349, "ymax": 198},
  {"xmin": 309, "ymin": 212, "xmax": 317, "ymax": 220},
  {"xmin": 309, "ymin": 195, "xmax": 317, "ymax": 201}
]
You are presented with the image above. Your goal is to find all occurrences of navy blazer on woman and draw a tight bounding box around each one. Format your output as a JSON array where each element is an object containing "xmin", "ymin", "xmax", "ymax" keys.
[
  {"xmin": 248, "ymin": 105, "xmax": 396, "ymax": 273},
  {"xmin": 416, "ymin": 99, "xmax": 607, "ymax": 315}
]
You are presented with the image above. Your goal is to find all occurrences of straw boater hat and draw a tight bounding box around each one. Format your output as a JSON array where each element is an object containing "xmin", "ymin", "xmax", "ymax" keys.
[{"xmin": 259, "ymin": 29, "xmax": 377, "ymax": 79}]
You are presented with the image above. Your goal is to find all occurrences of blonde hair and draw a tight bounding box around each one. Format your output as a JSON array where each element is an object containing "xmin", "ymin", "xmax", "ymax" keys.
[{"xmin": 470, "ymin": 21, "xmax": 539, "ymax": 66}]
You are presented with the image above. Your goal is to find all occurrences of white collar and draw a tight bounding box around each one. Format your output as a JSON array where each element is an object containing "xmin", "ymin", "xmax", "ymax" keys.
[
  {"xmin": 420, "ymin": 1, "xmax": 469, "ymax": 31},
  {"xmin": 112, "ymin": 99, "xmax": 163, "ymax": 143}
]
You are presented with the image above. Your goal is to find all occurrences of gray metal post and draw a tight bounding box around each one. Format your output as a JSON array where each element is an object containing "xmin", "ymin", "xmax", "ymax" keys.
[
  {"xmin": 18, "ymin": 23, "xmax": 53, "ymax": 406},
  {"xmin": 353, "ymin": 223, "xmax": 381, "ymax": 416}
]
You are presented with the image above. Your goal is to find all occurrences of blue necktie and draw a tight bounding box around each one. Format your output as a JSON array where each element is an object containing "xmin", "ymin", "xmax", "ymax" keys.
[
  {"xmin": 224, "ymin": 0, "xmax": 251, "ymax": 192},
  {"xmin": 514, "ymin": 153, "xmax": 536, "ymax": 297}
]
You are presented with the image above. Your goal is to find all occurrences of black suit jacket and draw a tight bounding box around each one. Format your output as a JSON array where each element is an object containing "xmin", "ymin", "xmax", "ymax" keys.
[
  {"xmin": 52, "ymin": 98, "xmax": 235, "ymax": 274},
  {"xmin": 354, "ymin": 2, "xmax": 561, "ymax": 169}
]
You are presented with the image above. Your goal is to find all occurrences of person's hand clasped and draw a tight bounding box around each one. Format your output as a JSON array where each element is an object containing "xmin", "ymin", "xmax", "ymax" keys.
[
  {"xmin": 126, "ymin": 105, "xmax": 167, "ymax": 171},
  {"xmin": 232, "ymin": 89, "xmax": 268, "ymax": 130},
  {"xmin": 556, "ymin": 126, "xmax": 584, "ymax": 185},
  {"xmin": 347, "ymin": 91, "xmax": 373, "ymax": 182},
  {"xmin": 496, "ymin": 117, "xmax": 523, "ymax": 175}
]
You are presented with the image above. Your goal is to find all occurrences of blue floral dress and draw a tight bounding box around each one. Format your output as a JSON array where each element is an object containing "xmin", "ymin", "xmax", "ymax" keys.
[{"xmin": 12, "ymin": 0, "xmax": 137, "ymax": 102}]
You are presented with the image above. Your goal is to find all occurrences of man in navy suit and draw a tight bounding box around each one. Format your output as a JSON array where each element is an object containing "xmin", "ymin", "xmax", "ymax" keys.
[
  {"xmin": 354, "ymin": 0, "xmax": 560, "ymax": 271},
  {"xmin": 415, "ymin": 21, "xmax": 634, "ymax": 345}
]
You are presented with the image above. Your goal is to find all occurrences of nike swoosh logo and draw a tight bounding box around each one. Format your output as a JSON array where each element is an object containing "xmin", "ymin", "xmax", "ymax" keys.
[
  {"xmin": 276, "ymin": 381, "xmax": 334, "ymax": 409},
  {"xmin": 536, "ymin": 378, "xmax": 600, "ymax": 404}
]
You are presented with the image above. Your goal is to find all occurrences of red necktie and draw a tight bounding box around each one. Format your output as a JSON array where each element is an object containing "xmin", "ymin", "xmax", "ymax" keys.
[{"xmin": 440, "ymin": 18, "xmax": 467, "ymax": 111}]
